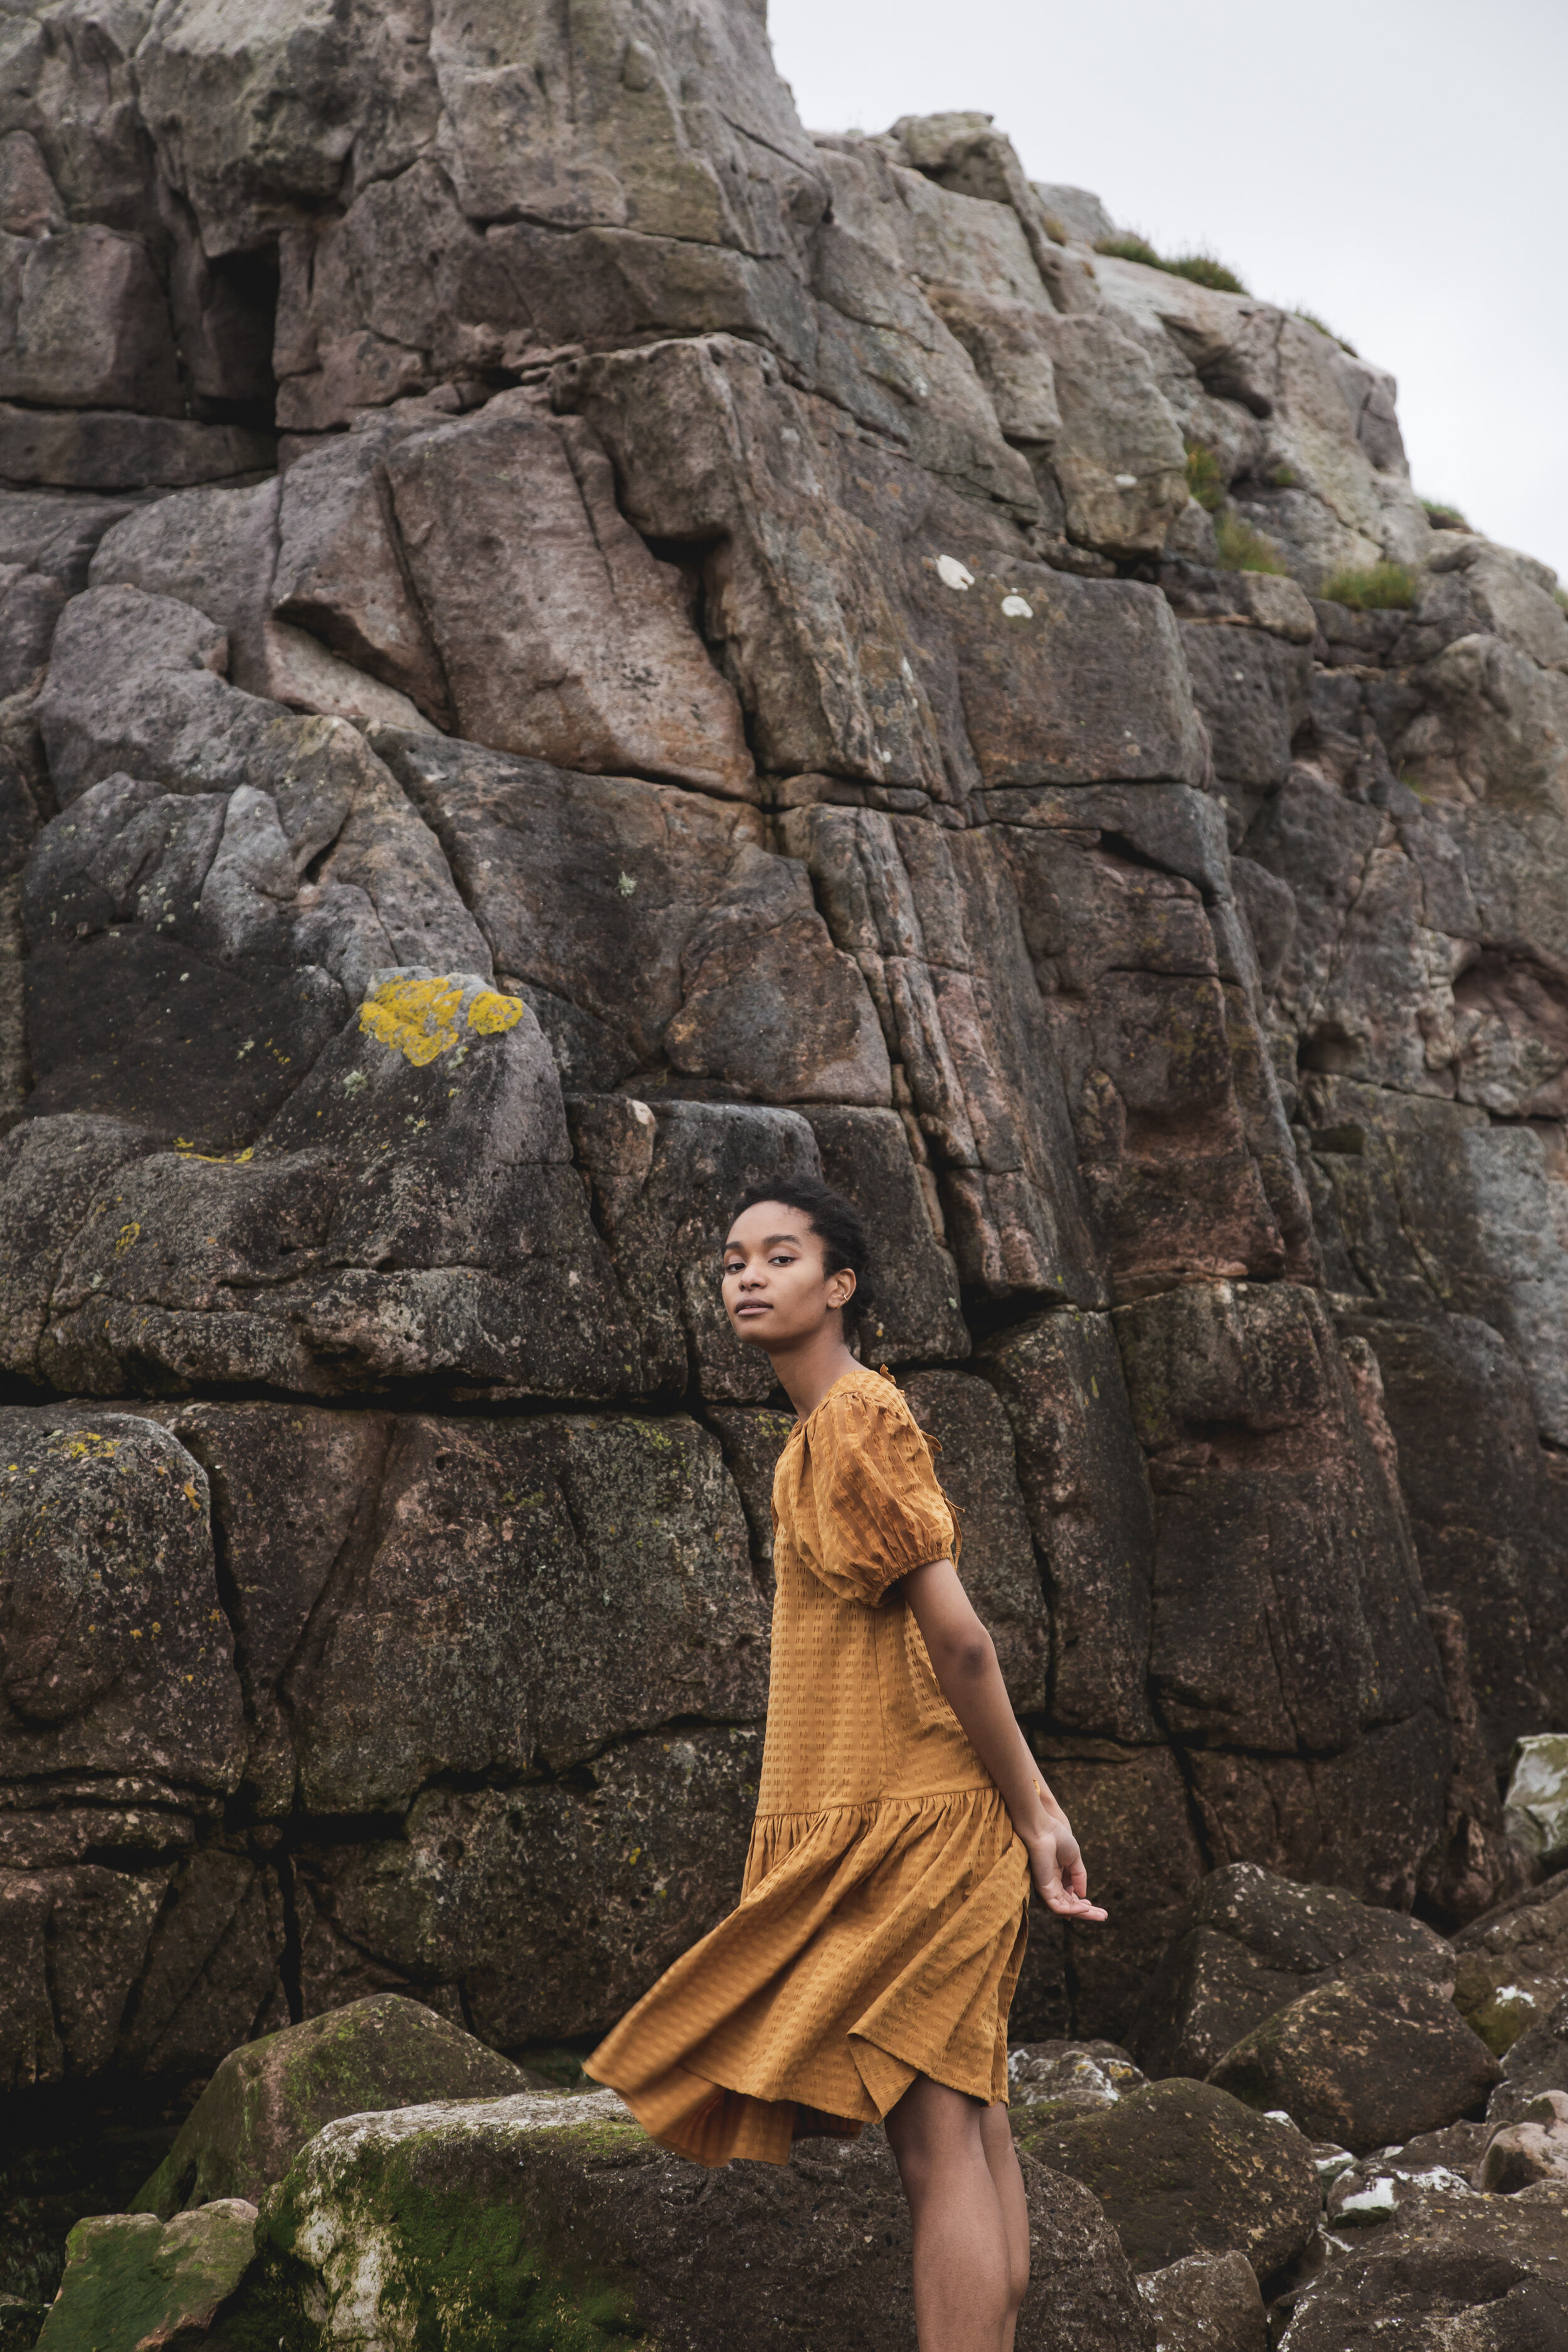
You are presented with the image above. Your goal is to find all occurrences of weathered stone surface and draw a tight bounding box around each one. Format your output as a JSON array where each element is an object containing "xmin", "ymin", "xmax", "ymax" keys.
[
  {"xmin": 781, "ymin": 803, "xmax": 1103, "ymax": 1298},
  {"xmin": 233, "ymin": 2089, "xmax": 1153, "ymax": 2351},
  {"xmin": 1209, "ymin": 1974, "xmax": 1500, "ymax": 2155},
  {"xmin": 295, "ymin": 1726, "xmax": 764, "ymax": 2047},
  {"xmin": 0, "ymin": 1865, "xmax": 165, "ymax": 2092},
  {"xmin": 0, "ymin": 1409, "xmax": 242, "ymax": 1791},
  {"xmin": 1138, "ymin": 2250, "xmax": 1268, "ymax": 2352},
  {"xmin": 21, "ymin": 771, "xmax": 349, "ymax": 1151},
  {"xmin": 901, "ymin": 1369, "xmax": 1049, "ymax": 1710},
  {"xmin": 273, "ymin": 421, "xmax": 452, "ymax": 724},
  {"xmin": 286, "ymin": 1411, "xmax": 767, "ymax": 1810},
  {"xmin": 1276, "ymin": 2178, "xmax": 1568, "ymax": 2351},
  {"xmin": 30, "ymin": 972, "xmax": 641, "ymax": 1402},
  {"xmin": 1454, "ymin": 1875, "xmax": 1568, "ymax": 2058},
  {"xmin": 1009, "ymin": 2038, "xmax": 1146, "ymax": 2115},
  {"xmin": 1040, "ymin": 311, "xmax": 1189, "ymax": 557},
  {"xmin": 1114, "ymin": 1284, "xmax": 1449, "ymax": 1894},
  {"xmin": 1130, "ymin": 1862, "xmax": 1453, "ymax": 2081},
  {"xmin": 384, "ymin": 403, "xmax": 755, "ymax": 795},
  {"xmin": 1477, "ymin": 2092, "xmax": 1568, "ymax": 2195},
  {"xmin": 34, "ymin": 2198, "xmax": 257, "ymax": 2352},
  {"xmin": 1488, "ymin": 1989, "xmax": 1568, "ymax": 2128},
  {"xmin": 558, "ymin": 334, "xmax": 1203, "ymax": 802},
  {"xmin": 1346, "ymin": 1315, "xmax": 1568, "ymax": 1768},
  {"xmin": 133, "ymin": 1994, "xmax": 529, "ymax": 2219},
  {"xmin": 1015, "ymin": 1741, "xmax": 1207, "ymax": 2045},
  {"xmin": 380, "ymin": 731, "xmax": 889, "ymax": 1106},
  {"xmin": 1013, "ymin": 2077, "xmax": 1320, "ymax": 2281},
  {"xmin": 0, "ymin": 405, "xmax": 274, "ymax": 491},
  {"xmin": 981, "ymin": 1309, "xmax": 1158, "ymax": 1742}
]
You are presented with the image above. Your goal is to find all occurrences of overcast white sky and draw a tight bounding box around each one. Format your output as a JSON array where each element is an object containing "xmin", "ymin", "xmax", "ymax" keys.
[{"xmin": 770, "ymin": 0, "xmax": 1568, "ymax": 581}]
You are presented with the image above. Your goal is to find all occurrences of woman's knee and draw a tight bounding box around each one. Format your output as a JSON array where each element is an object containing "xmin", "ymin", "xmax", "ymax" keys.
[{"xmin": 885, "ymin": 2077, "xmax": 983, "ymax": 2195}]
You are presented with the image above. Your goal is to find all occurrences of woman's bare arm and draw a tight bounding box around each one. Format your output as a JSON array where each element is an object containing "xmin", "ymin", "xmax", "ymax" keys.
[{"xmin": 901, "ymin": 1559, "xmax": 1106, "ymax": 1920}]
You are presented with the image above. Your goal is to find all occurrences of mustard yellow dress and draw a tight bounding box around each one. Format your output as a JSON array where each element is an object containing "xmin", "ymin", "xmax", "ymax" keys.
[{"xmin": 585, "ymin": 1364, "xmax": 1031, "ymax": 2166}]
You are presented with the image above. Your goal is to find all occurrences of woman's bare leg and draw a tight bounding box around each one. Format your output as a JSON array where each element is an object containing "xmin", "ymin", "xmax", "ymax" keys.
[
  {"xmin": 884, "ymin": 2077, "xmax": 1016, "ymax": 2352},
  {"xmin": 979, "ymin": 2100, "xmax": 1030, "ymax": 2352}
]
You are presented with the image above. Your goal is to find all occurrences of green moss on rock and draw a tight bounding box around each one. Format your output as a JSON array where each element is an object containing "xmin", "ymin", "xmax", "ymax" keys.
[
  {"xmin": 134, "ymin": 1994, "xmax": 531, "ymax": 2219},
  {"xmin": 34, "ymin": 2201, "xmax": 258, "ymax": 2351}
]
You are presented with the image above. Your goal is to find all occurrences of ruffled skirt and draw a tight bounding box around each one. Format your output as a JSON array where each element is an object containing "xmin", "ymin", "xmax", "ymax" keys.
[{"xmin": 584, "ymin": 1785, "xmax": 1030, "ymax": 2167}]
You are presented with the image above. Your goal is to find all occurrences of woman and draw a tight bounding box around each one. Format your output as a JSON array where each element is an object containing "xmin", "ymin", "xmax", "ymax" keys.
[{"xmin": 587, "ymin": 1177, "xmax": 1105, "ymax": 2352}]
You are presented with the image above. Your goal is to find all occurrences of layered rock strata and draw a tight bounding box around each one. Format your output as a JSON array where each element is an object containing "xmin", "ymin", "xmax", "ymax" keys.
[{"xmin": 0, "ymin": 3, "xmax": 1559, "ymax": 2132}]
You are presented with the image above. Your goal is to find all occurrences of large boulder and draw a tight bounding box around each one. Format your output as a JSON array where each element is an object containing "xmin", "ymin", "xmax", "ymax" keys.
[
  {"xmin": 1453, "ymin": 1872, "xmax": 1568, "ymax": 2057},
  {"xmin": 224, "ymin": 2089, "xmax": 1155, "ymax": 2350},
  {"xmin": 1129, "ymin": 1864, "xmax": 1453, "ymax": 2080},
  {"xmin": 1138, "ymin": 2251, "xmax": 1267, "ymax": 2352},
  {"xmin": 34, "ymin": 2200, "xmax": 257, "ymax": 2352},
  {"xmin": 1010, "ymin": 2077, "xmax": 1320, "ymax": 2282},
  {"xmin": 1208, "ymin": 1974, "xmax": 1500, "ymax": 2155},
  {"xmin": 1488, "ymin": 1991, "xmax": 1568, "ymax": 2128},
  {"xmin": 1277, "ymin": 2176, "xmax": 1568, "ymax": 2351},
  {"xmin": 132, "ymin": 1994, "xmax": 531, "ymax": 2218}
]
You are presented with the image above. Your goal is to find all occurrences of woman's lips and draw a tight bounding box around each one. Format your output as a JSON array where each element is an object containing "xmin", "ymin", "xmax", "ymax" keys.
[{"xmin": 736, "ymin": 1303, "xmax": 770, "ymax": 1316}]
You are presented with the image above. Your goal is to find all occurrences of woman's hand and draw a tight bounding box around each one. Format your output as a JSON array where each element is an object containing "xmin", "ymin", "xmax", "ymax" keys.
[
  {"xmin": 901, "ymin": 1560, "xmax": 1107, "ymax": 1924},
  {"xmin": 1024, "ymin": 1811, "xmax": 1108, "ymax": 1920}
]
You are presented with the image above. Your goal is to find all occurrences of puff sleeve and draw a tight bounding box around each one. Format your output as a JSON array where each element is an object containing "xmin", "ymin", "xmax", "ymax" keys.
[{"xmin": 802, "ymin": 1384, "xmax": 955, "ymax": 1606}]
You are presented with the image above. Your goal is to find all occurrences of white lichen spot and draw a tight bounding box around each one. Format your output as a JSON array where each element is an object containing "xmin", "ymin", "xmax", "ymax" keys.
[
  {"xmin": 936, "ymin": 554, "xmax": 975, "ymax": 592},
  {"xmin": 341, "ymin": 1069, "xmax": 367, "ymax": 1096},
  {"xmin": 1338, "ymin": 2178, "xmax": 1398, "ymax": 2220},
  {"xmin": 1000, "ymin": 594, "xmax": 1034, "ymax": 619},
  {"xmin": 617, "ymin": 870, "xmax": 637, "ymax": 897},
  {"xmin": 1114, "ymin": 472, "xmax": 1138, "ymax": 488}
]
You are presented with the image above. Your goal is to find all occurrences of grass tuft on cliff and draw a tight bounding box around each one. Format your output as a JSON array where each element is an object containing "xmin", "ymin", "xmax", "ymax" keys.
[
  {"xmin": 1422, "ymin": 498, "xmax": 1472, "ymax": 533},
  {"xmin": 1214, "ymin": 511, "xmax": 1288, "ymax": 576},
  {"xmin": 1293, "ymin": 309, "xmax": 1360, "ymax": 356},
  {"xmin": 1094, "ymin": 234, "xmax": 1249, "ymax": 294},
  {"xmin": 1184, "ymin": 442, "xmax": 1226, "ymax": 513},
  {"xmin": 1319, "ymin": 560, "xmax": 1418, "ymax": 611}
]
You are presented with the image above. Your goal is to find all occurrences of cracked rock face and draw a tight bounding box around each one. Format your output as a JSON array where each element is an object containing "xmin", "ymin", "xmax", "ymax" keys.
[{"xmin": 0, "ymin": 4, "xmax": 1562, "ymax": 2296}]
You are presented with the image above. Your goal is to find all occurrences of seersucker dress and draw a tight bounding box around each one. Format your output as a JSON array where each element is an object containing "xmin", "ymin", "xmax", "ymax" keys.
[{"xmin": 585, "ymin": 1364, "xmax": 1031, "ymax": 2166}]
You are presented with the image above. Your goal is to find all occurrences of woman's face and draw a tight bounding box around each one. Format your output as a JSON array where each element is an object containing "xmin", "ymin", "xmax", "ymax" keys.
[{"xmin": 721, "ymin": 1200, "xmax": 856, "ymax": 1350}]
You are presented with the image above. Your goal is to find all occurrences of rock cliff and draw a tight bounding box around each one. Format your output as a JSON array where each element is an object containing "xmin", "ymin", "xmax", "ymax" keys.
[{"xmin": 0, "ymin": 0, "xmax": 1562, "ymax": 2145}]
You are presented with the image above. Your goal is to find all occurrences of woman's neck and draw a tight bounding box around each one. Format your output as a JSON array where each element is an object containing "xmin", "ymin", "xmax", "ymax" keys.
[{"xmin": 771, "ymin": 1331, "xmax": 863, "ymax": 1420}]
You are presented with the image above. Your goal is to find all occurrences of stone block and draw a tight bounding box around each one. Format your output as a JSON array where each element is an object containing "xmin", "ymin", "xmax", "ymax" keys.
[
  {"xmin": 133, "ymin": 1994, "xmax": 530, "ymax": 2218},
  {"xmin": 1209, "ymin": 1974, "xmax": 1500, "ymax": 2156},
  {"xmin": 34, "ymin": 2200, "xmax": 258, "ymax": 2352},
  {"xmin": 1012, "ymin": 2077, "xmax": 1319, "ymax": 2281},
  {"xmin": 295, "ymin": 1726, "xmax": 765, "ymax": 2047},
  {"xmin": 379, "ymin": 731, "xmax": 888, "ymax": 1105},
  {"xmin": 901, "ymin": 1369, "xmax": 1049, "ymax": 1711},
  {"xmin": 0, "ymin": 1408, "xmax": 243, "ymax": 1791},
  {"xmin": 1128, "ymin": 1862, "xmax": 1454, "ymax": 2081},
  {"xmin": 384, "ymin": 403, "xmax": 754, "ymax": 795},
  {"xmin": 287, "ymin": 1412, "xmax": 767, "ymax": 1811},
  {"xmin": 981, "ymin": 1310, "xmax": 1158, "ymax": 1742},
  {"xmin": 233, "ymin": 2086, "xmax": 1152, "ymax": 2352}
]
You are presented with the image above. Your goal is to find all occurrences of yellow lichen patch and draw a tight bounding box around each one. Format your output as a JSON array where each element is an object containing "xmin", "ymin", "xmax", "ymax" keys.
[
  {"xmin": 466, "ymin": 988, "xmax": 524, "ymax": 1037},
  {"xmin": 359, "ymin": 975, "xmax": 467, "ymax": 1066},
  {"xmin": 115, "ymin": 1222, "xmax": 141, "ymax": 1254}
]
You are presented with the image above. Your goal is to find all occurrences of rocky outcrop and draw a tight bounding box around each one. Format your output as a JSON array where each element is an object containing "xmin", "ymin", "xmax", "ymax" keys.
[{"xmin": 0, "ymin": 0, "xmax": 1560, "ymax": 2280}]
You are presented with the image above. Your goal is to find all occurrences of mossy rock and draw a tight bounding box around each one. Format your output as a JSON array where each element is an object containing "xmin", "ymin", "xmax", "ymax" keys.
[
  {"xmin": 230, "ymin": 2085, "xmax": 1152, "ymax": 2351},
  {"xmin": 1012, "ymin": 2076, "xmax": 1319, "ymax": 2281},
  {"xmin": 132, "ymin": 1994, "xmax": 532, "ymax": 2219},
  {"xmin": 34, "ymin": 2201, "xmax": 258, "ymax": 2351}
]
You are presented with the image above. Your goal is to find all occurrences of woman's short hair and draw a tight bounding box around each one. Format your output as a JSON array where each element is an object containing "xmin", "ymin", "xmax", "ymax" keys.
[{"xmin": 728, "ymin": 1177, "xmax": 877, "ymax": 1328}]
